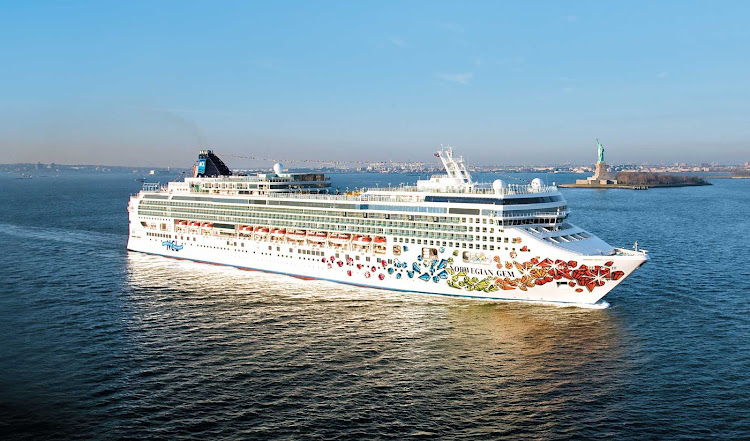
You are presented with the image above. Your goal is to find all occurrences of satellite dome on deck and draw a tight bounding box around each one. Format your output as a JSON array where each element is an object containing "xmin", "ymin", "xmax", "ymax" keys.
[
  {"xmin": 492, "ymin": 179, "xmax": 507, "ymax": 193},
  {"xmin": 273, "ymin": 163, "xmax": 283, "ymax": 175},
  {"xmin": 531, "ymin": 178, "xmax": 544, "ymax": 189}
]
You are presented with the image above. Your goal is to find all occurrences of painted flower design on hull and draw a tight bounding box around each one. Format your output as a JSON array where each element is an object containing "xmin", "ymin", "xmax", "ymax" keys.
[{"xmin": 322, "ymin": 249, "xmax": 624, "ymax": 296}]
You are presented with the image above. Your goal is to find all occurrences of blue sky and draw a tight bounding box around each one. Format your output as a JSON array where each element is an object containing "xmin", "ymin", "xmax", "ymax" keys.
[{"xmin": 1, "ymin": 1, "xmax": 749, "ymax": 167}]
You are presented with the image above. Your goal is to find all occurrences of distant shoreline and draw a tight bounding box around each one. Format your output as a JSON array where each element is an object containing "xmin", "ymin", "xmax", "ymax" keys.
[
  {"xmin": 706, "ymin": 175, "xmax": 750, "ymax": 179},
  {"xmin": 560, "ymin": 181, "xmax": 711, "ymax": 189}
]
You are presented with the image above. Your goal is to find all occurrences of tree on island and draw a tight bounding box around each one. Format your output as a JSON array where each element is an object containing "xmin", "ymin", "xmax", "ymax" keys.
[{"xmin": 615, "ymin": 172, "xmax": 708, "ymax": 186}]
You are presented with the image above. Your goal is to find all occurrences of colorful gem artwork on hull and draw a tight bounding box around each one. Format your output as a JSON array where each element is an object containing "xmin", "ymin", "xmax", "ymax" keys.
[
  {"xmin": 324, "ymin": 249, "xmax": 624, "ymax": 295},
  {"xmin": 162, "ymin": 240, "xmax": 184, "ymax": 251}
]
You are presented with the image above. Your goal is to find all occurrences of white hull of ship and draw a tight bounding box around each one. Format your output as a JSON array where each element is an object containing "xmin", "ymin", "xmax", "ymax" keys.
[{"xmin": 127, "ymin": 230, "xmax": 647, "ymax": 305}]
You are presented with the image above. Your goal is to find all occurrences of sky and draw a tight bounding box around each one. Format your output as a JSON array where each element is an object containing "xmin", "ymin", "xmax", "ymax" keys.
[{"xmin": 1, "ymin": 0, "xmax": 749, "ymax": 167}]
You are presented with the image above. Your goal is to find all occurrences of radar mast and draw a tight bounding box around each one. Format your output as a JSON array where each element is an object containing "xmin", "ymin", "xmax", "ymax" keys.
[{"xmin": 436, "ymin": 145, "xmax": 472, "ymax": 185}]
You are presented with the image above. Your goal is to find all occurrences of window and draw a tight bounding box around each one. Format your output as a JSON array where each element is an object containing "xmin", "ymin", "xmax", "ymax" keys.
[
  {"xmin": 422, "ymin": 247, "xmax": 438, "ymax": 260},
  {"xmin": 463, "ymin": 250, "xmax": 489, "ymax": 264}
]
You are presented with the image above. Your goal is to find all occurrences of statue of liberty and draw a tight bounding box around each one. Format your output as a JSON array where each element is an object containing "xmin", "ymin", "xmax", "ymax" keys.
[{"xmin": 596, "ymin": 138, "xmax": 605, "ymax": 163}]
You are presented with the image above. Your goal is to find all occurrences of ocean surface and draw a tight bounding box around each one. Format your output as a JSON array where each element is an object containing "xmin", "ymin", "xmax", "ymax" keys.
[{"xmin": 1, "ymin": 171, "xmax": 748, "ymax": 440}]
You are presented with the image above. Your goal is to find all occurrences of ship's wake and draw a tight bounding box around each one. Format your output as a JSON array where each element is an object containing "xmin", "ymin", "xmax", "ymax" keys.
[
  {"xmin": 553, "ymin": 300, "xmax": 610, "ymax": 309},
  {"xmin": 0, "ymin": 222, "xmax": 122, "ymax": 247}
]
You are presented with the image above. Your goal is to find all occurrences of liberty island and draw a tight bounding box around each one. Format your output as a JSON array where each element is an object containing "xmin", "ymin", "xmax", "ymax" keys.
[{"xmin": 561, "ymin": 140, "xmax": 709, "ymax": 189}]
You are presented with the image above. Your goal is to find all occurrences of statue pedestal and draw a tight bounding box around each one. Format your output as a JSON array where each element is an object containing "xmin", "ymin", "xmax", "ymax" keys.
[
  {"xmin": 593, "ymin": 162, "xmax": 609, "ymax": 180},
  {"xmin": 576, "ymin": 161, "xmax": 618, "ymax": 185}
]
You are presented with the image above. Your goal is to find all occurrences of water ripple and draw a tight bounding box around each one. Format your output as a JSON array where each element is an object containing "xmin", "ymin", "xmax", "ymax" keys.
[{"xmin": 1, "ymin": 174, "xmax": 749, "ymax": 440}]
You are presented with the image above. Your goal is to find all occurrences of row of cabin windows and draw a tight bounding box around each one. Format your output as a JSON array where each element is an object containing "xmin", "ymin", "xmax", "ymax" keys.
[
  {"xmin": 393, "ymin": 236, "xmax": 517, "ymax": 252},
  {"xmin": 394, "ymin": 236, "xmax": 509, "ymax": 244},
  {"xmin": 142, "ymin": 200, "xmax": 456, "ymax": 223},
  {"xmin": 146, "ymin": 207, "xmax": 559, "ymax": 233},
  {"xmin": 141, "ymin": 207, "xmax": 469, "ymax": 232},
  {"xmin": 146, "ymin": 211, "xmax": 466, "ymax": 231},
  {"xmin": 142, "ymin": 201, "xmax": 556, "ymax": 227},
  {"xmin": 146, "ymin": 232, "xmax": 172, "ymax": 238}
]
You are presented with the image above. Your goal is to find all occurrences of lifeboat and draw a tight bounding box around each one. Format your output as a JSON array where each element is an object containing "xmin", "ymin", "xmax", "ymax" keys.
[
  {"xmin": 328, "ymin": 234, "xmax": 350, "ymax": 245},
  {"xmin": 203, "ymin": 223, "xmax": 214, "ymax": 228},
  {"xmin": 189, "ymin": 222, "xmax": 200, "ymax": 227},
  {"xmin": 177, "ymin": 220, "xmax": 188, "ymax": 226},
  {"xmin": 373, "ymin": 236, "xmax": 386, "ymax": 254},
  {"xmin": 353, "ymin": 236, "xmax": 373, "ymax": 246},
  {"xmin": 293, "ymin": 230, "xmax": 307, "ymax": 241},
  {"xmin": 271, "ymin": 228, "xmax": 286, "ymax": 238},
  {"xmin": 255, "ymin": 227, "xmax": 270, "ymax": 238},
  {"xmin": 307, "ymin": 231, "xmax": 327, "ymax": 243}
]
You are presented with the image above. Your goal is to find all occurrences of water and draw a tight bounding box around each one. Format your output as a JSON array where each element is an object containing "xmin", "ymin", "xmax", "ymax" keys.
[{"xmin": 1, "ymin": 172, "xmax": 748, "ymax": 440}]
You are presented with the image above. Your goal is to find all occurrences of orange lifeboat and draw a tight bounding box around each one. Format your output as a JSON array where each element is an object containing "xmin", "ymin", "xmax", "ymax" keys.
[
  {"xmin": 178, "ymin": 220, "xmax": 188, "ymax": 226},
  {"xmin": 307, "ymin": 231, "xmax": 327, "ymax": 243},
  {"xmin": 354, "ymin": 236, "xmax": 373, "ymax": 246},
  {"xmin": 373, "ymin": 236, "xmax": 386, "ymax": 244},
  {"xmin": 255, "ymin": 227, "xmax": 270, "ymax": 237},
  {"xmin": 329, "ymin": 234, "xmax": 350, "ymax": 245},
  {"xmin": 293, "ymin": 230, "xmax": 307, "ymax": 241},
  {"xmin": 271, "ymin": 228, "xmax": 286, "ymax": 238}
]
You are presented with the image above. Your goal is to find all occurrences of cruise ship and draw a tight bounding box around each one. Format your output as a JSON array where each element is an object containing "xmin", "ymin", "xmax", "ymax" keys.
[{"xmin": 127, "ymin": 148, "xmax": 649, "ymax": 305}]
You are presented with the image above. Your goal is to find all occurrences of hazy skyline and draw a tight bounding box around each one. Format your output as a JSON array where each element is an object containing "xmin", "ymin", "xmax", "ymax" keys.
[{"xmin": 1, "ymin": 1, "xmax": 749, "ymax": 168}]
